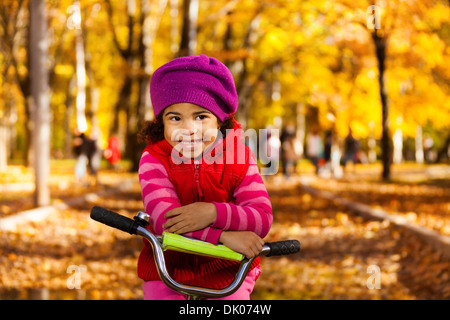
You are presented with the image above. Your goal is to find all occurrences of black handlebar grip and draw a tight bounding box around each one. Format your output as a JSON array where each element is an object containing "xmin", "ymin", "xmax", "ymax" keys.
[
  {"xmin": 265, "ymin": 240, "xmax": 301, "ymax": 257},
  {"xmin": 90, "ymin": 206, "xmax": 138, "ymax": 235}
]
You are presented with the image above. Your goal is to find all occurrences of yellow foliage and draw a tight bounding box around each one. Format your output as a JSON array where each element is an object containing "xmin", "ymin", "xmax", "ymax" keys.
[{"xmin": 0, "ymin": 0, "xmax": 449, "ymax": 157}]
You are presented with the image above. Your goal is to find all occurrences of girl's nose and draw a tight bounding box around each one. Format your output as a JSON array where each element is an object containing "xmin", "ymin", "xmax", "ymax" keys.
[{"xmin": 183, "ymin": 120, "xmax": 201, "ymax": 134}]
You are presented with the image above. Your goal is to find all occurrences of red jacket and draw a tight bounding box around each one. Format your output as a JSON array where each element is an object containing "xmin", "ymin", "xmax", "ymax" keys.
[{"xmin": 137, "ymin": 121, "xmax": 260, "ymax": 289}]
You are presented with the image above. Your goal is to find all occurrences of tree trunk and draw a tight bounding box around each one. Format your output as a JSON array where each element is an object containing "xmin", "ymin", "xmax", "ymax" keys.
[
  {"xmin": 393, "ymin": 128, "xmax": 402, "ymax": 164},
  {"xmin": 178, "ymin": 0, "xmax": 198, "ymax": 56},
  {"xmin": 111, "ymin": 74, "xmax": 132, "ymax": 135},
  {"xmin": 415, "ymin": 125, "xmax": 424, "ymax": 164},
  {"xmin": 64, "ymin": 76, "xmax": 76, "ymax": 158},
  {"xmin": 0, "ymin": 118, "xmax": 7, "ymax": 172},
  {"xmin": 170, "ymin": 0, "xmax": 179, "ymax": 54},
  {"xmin": 372, "ymin": 30, "xmax": 391, "ymax": 180},
  {"xmin": 141, "ymin": 0, "xmax": 168, "ymax": 120},
  {"xmin": 234, "ymin": 7, "xmax": 262, "ymax": 127},
  {"xmin": 30, "ymin": 0, "xmax": 50, "ymax": 206},
  {"xmin": 296, "ymin": 103, "xmax": 305, "ymax": 158},
  {"xmin": 9, "ymin": 1, "xmax": 32, "ymax": 167},
  {"xmin": 72, "ymin": 1, "xmax": 88, "ymax": 133}
]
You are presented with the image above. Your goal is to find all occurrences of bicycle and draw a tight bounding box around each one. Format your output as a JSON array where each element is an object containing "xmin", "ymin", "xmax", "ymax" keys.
[{"xmin": 90, "ymin": 206, "xmax": 301, "ymax": 300}]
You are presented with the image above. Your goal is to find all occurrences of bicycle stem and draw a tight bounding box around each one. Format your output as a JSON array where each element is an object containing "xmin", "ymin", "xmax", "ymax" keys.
[{"xmin": 136, "ymin": 225, "xmax": 270, "ymax": 299}]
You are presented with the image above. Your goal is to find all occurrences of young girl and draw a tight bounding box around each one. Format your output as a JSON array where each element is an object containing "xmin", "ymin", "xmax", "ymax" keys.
[{"xmin": 137, "ymin": 54, "xmax": 273, "ymax": 300}]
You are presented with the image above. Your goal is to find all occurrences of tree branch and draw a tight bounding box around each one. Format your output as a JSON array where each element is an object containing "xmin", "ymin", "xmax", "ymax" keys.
[{"xmin": 104, "ymin": 0, "xmax": 128, "ymax": 59}]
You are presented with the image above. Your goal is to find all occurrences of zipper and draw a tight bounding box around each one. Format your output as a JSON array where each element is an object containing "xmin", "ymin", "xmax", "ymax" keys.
[{"xmin": 194, "ymin": 161, "xmax": 203, "ymax": 199}]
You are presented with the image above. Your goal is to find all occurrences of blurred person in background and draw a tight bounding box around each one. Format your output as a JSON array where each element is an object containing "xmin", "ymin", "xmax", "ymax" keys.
[
  {"xmin": 281, "ymin": 125, "xmax": 299, "ymax": 179},
  {"xmin": 342, "ymin": 128, "xmax": 359, "ymax": 172},
  {"xmin": 72, "ymin": 128, "xmax": 100, "ymax": 186},
  {"xmin": 104, "ymin": 135, "xmax": 121, "ymax": 169},
  {"xmin": 306, "ymin": 127, "xmax": 323, "ymax": 174}
]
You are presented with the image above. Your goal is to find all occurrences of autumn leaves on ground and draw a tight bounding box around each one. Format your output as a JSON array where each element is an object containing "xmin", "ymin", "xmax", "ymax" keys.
[{"xmin": 1, "ymin": 162, "xmax": 449, "ymax": 300}]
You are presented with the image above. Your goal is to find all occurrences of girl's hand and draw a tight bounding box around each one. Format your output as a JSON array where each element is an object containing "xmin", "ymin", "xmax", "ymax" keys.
[
  {"xmin": 163, "ymin": 202, "xmax": 217, "ymax": 234},
  {"xmin": 219, "ymin": 231, "xmax": 264, "ymax": 259}
]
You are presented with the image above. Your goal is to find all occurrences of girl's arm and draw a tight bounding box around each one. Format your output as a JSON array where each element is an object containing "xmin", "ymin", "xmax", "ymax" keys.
[
  {"xmin": 139, "ymin": 150, "xmax": 222, "ymax": 244},
  {"xmin": 212, "ymin": 157, "xmax": 273, "ymax": 239}
]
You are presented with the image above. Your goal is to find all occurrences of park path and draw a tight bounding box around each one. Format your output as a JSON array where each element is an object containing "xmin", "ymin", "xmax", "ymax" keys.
[
  {"xmin": 254, "ymin": 176, "xmax": 450, "ymax": 299},
  {"xmin": 1, "ymin": 165, "xmax": 449, "ymax": 299}
]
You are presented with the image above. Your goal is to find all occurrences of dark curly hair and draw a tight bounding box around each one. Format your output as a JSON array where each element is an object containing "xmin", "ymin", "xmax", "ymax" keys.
[{"xmin": 138, "ymin": 113, "xmax": 237, "ymax": 144}]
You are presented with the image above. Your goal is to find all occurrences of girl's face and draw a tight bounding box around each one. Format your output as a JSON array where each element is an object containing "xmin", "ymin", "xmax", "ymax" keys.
[{"xmin": 163, "ymin": 103, "xmax": 220, "ymax": 158}]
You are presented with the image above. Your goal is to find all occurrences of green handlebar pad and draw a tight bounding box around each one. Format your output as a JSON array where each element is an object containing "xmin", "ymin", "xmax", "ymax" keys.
[{"xmin": 162, "ymin": 232, "xmax": 244, "ymax": 261}]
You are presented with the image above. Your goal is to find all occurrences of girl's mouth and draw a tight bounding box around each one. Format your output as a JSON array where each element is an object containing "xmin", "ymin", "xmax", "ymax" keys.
[
  {"xmin": 175, "ymin": 139, "xmax": 204, "ymax": 153},
  {"xmin": 178, "ymin": 139, "xmax": 203, "ymax": 145}
]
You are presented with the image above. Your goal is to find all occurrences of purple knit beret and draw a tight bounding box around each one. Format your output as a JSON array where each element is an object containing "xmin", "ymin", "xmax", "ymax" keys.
[{"xmin": 150, "ymin": 54, "xmax": 238, "ymax": 122}]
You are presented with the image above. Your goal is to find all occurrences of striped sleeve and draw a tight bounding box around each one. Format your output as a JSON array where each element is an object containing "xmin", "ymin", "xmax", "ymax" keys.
[
  {"xmin": 212, "ymin": 158, "xmax": 273, "ymax": 238},
  {"xmin": 139, "ymin": 150, "xmax": 222, "ymax": 244}
]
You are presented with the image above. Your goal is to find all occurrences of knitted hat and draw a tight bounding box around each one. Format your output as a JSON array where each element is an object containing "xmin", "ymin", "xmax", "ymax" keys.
[{"xmin": 150, "ymin": 55, "xmax": 238, "ymax": 122}]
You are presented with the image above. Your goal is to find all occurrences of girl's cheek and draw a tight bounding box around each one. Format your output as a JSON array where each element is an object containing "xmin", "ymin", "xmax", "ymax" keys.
[
  {"xmin": 203, "ymin": 128, "xmax": 219, "ymax": 144},
  {"xmin": 206, "ymin": 134, "xmax": 216, "ymax": 144},
  {"xmin": 164, "ymin": 127, "xmax": 176, "ymax": 147}
]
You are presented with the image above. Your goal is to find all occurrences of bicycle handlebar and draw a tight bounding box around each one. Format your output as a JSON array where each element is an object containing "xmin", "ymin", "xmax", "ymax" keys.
[
  {"xmin": 90, "ymin": 206, "xmax": 301, "ymax": 299},
  {"xmin": 265, "ymin": 239, "xmax": 301, "ymax": 257},
  {"xmin": 90, "ymin": 206, "xmax": 140, "ymax": 235}
]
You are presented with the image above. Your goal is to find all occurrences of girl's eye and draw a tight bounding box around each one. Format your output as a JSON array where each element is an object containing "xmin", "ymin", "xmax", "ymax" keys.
[
  {"xmin": 195, "ymin": 115, "xmax": 207, "ymax": 120},
  {"xmin": 170, "ymin": 116, "xmax": 181, "ymax": 121}
]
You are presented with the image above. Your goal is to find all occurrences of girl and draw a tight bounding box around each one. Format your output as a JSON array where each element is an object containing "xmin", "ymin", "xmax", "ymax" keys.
[{"xmin": 137, "ymin": 55, "xmax": 273, "ymax": 300}]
